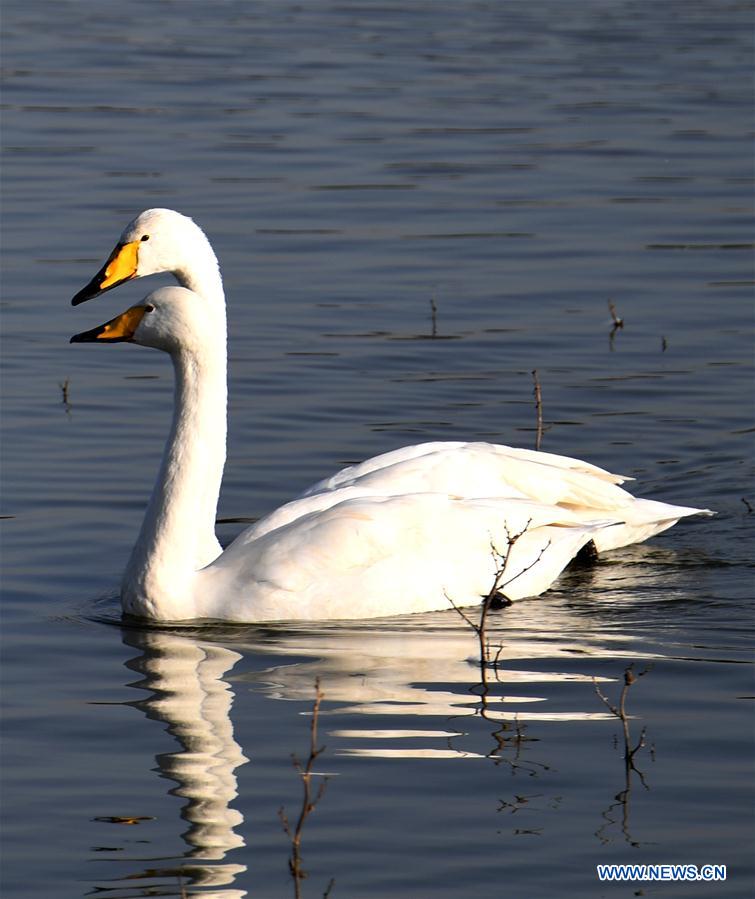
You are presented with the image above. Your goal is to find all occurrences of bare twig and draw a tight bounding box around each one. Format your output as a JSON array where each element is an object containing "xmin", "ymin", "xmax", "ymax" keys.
[
  {"xmin": 608, "ymin": 300, "xmax": 624, "ymax": 351},
  {"xmin": 448, "ymin": 519, "xmax": 549, "ymax": 672},
  {"xmin": 446, "ymin": 593, "xmax": 479, "ymax": 632},
  {"xmin": 531, "ymin": 370, "xmax": 543, "ymax": 451},
  {"xmin": 608, "ymin": 300, "xmax": 623, "ymax": 329},
  {"xmin": 447, "ymin": 521, "xmax": 551, "ymax": 773},
  {"xmin": 279, "ymin": 679, "xmax": 332, "ymax": 899},
  {"xmin": 60, "ymin": 378, "xmax": 71, "ymax": 413},
  {"xmin": 741, "ymin": 497, "xmax": 753, "ymax": 514},
  {"xmin": 594, "ymin": 664, "xmax": 653, "ymax": 846},
  {"xmin": 594, "ymin": 665, "xmax": 649, "ymax": 769},
  {"xmin": 493, "ymin": 526, "xmax": 551, "ymax": 596},
  {"xmin": 429, "ymin": 297, "xmax": 438, "ymax": 338}
]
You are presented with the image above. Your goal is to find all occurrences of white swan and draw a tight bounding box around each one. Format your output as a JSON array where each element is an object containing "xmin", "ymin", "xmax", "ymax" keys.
[
  {"xmin": 71, "ymin": 284, "xmax": 710, "ymax": 623},
  {"xmin": 73, "ymin": 209, "xmax": 227, "ymax": 568}
]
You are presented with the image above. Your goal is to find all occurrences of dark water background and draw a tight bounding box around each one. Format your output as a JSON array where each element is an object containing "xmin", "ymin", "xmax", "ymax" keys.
[{"xmin": 1, "ymin": 2, "xmax": 753, "ymax": 897}]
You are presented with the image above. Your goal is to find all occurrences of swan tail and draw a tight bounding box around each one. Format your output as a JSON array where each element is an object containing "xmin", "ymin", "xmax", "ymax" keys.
[{"xmin": 591, "ymin": 499, "xmax": 714, "ymax": 552}]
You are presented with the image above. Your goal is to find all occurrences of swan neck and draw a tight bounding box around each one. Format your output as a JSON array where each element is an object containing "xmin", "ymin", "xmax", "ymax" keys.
[
  {"xmin": 176, "ymin": 250, "xmax": 225, "ymax": 314},
  {"xmin": 123, "ymin": 339, "xmax": 227, "ymax": 618}
]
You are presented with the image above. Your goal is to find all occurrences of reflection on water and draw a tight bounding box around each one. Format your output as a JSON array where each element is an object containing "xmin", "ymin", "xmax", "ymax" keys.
[
  {"xmin": 87, "ymin": 559, "xmax": 695, "ymax": 896},
  {"xmin": 236, "ymin": 569, "xmax": 669, "ymax": 739},
  {"xmin": 96, "ymin": 629, "xmax": 249, "ymax": 898}
]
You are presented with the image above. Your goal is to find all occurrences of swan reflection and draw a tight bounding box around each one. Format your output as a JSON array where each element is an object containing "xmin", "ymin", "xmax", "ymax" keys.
[
  {"xmin": 236, "ymin": 591, "xmax": 652, "ymax": 740},
  {"xmin": 95, "ymin": 566, "xmax": 675, "ymax": 895},
  {"xmin": 109, "ymin": 628, "xmax": 249, "ymax": 898}
]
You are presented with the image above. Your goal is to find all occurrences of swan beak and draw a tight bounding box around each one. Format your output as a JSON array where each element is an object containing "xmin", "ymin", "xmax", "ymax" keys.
[
  {"xmin": 71, "ymin": 240, "xmax": 140, "ymax": 306},
  {"xmin": 70, "ymin": 305, "xmax": 148, "ymax": 343}
]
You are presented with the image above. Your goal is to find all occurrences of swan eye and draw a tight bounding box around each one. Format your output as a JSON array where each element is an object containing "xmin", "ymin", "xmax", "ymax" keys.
[
  {"xmin": 144, "ymin": 303, "xmax": 155, "ymax": 313},
  {"xmin": 140, "ymin": 234, "xmax": 150, "ymax": 242}
]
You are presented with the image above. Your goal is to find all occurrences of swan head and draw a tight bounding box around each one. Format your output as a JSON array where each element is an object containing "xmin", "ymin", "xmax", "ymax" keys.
[
  {"xmin": 71, "ymin": 209, "xmax": 220, "ymax": 306},
  {"xmin": 70, "ymin": 286, "xmax": 219, "ymax": 354}
]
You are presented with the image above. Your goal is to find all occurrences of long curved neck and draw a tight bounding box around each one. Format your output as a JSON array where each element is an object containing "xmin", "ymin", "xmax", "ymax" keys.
[
  {"xmin": 175, "ymin": 246, "xmax": 226, "ymax": 323},
  {"xmin": 123, "ymin": 338, "xmax": 227, "ymax": 619},
  {"xmin": 174, "ymin": 239, "xmax": 227, "ymax": 564}
]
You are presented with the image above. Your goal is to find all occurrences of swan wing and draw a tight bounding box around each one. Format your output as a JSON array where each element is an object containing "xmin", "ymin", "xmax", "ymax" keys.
[
  {"xmin": 303, "ymin": 441, "xmax": 631, "ymax": 495},
  {"xmin": 301, "ymin": 441, "xmax": 636, "ymax": 508},
  {"xmin": 245, "ymin": 442, "xmax": 709, "ymax": 554},
  {"xmin": 242, "ymin": 442, "xmax": 637, "ymax": 544}
]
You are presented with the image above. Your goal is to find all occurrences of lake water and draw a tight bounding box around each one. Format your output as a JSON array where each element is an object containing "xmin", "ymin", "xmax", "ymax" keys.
[{"xmin": 1, "ymin": 1, "xmax": 753, "ymax": 896}]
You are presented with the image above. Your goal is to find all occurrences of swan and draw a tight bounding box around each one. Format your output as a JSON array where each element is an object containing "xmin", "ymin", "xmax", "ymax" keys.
[
  {"xmin": 72, "ymin": 208, "xmax": 227, "ymax": 568},
  {"xmin": 72, "ymin": 208, "xmax": 225, "ymax": 313},
  {"xmin": 70, "ymin": 285, "xmax": 710, "ymax": 622}
]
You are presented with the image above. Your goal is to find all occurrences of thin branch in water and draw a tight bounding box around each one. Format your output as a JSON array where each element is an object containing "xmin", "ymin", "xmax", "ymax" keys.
[
  {"xmin": 279, "ymin": 679, "xmax": 333, "ymax": 899},
  {"xmin": 446, "ymin": 520, "xmax": 551, "ymax": 773},
  {"xmin": 448, "ymin": 519, "xmax": 548, "ymax": 673},
  {"xmin": 741, "ymin": 497, "xmax": 753, "ymax": 514},
  {"xmin": 594, "ymin": 664, "xmax": 651, "ymax": 768},
  {"xmin": 429, "ymin": 296, "xmax": 438, "ymax": 338},
  {"xmin": 608, "ymin": 300, "xmax": 624, "ymax": 329},
  {"xmin": 60, "ymin": 377, "xmax": 72, "ymax": 413},
  {"xmin": 608, "ymin": 300, "xmax": 624, "ymax": 351},
  {"xmin": 531, "ymin": 369, "xmax": 544, "ymax": 451},
  {"xmin": 494, "ymin": 529, "xmax": 551, "ymax": 596},
  {"xmin": 446, "ymin": 593, "xmax": 480, "ymax": 633},
  {"xmin": 594, "ymin": 664, "xmax": 653, "ymax": 846}
]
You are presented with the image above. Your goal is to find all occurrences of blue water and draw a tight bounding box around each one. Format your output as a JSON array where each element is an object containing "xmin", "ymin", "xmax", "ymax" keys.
[{"xmin": 2, "ymin": 2, "xmax": 753, "ymax": 897}]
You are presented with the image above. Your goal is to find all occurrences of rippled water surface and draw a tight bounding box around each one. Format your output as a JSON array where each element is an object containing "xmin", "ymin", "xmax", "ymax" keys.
[{"xmin": 2, "ymin": 2, "xmax": 754, "ymax": 897}]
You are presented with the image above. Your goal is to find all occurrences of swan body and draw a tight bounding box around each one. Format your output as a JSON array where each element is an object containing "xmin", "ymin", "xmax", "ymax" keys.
[
  {"xmin": 71, "ymin": 286, "xmax": 710, "ymax": 622},
  {"xmin": 69, "ymin": 210, "xmax": 712, "ymax": 623}
]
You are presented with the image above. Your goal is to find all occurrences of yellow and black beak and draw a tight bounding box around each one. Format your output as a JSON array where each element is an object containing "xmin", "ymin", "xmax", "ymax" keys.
[
  {"xmin": 70, "ymin": 305, "xmax": 149, "ymax": 344},
  {"xmin": 71, "ymin": 239, "xmax": 140, "ymax": 306}
]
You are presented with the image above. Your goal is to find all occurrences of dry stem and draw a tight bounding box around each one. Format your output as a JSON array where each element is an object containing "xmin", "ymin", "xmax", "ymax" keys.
[
  {"xmin": 531, "ymin": 369, "xmax": 544, "ymax": 450},
  {"xmin": 279, "ymin": 679, "xmax": 332, "ymax": 898},
  {"xmin": 447, "ymin": 521, "xmax": 551, "ymax": 772},
  {"xmin": 448, "ymin": 519, "xmax": 550, "ymax": 672},
  {"xmin": 608, "ymin": 300, "xmax": 624, "ymax": 351},
  {"xmin": 60, "ymin": 377, "xmax": 71, "ymax": 414},
  {"xmin": 594, "ymin": 663, "xmax": 653, "ymax": 845}
]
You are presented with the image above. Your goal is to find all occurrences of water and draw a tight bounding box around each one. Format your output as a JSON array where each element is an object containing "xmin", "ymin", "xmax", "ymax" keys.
[{"xmin": 1, "ymin": 1, "xmax": 753, "ymax": 896}]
